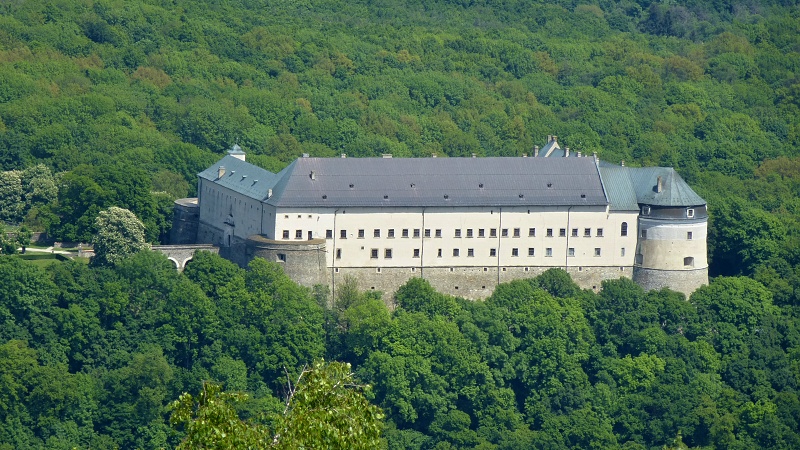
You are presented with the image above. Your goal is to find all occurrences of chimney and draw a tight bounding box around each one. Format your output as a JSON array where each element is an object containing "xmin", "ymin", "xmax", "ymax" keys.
[
  {"xmin": 565, "ymin": 146, "xmax": 570, "ymax": 157},
  {"xmin": 432, "ymin": 154, "xmax": 437, "ymax": 158},
  {"xmin": 302, "ymin": 153, "xmax": 309, "ymax": 158},
  {"xmin": 577, "ymin": 151, "xmax": 582, "ymax": 157},
  {"xmin": 217, "ymin": 166, "xmax": 226, "ymax": 179},
  {"xmin": 547, "ymin": 134, "xmax": 552, "ymax": 142},
  {"xmin": 552, "ymin": 135, "xmax": 557, "ymax": 143},
  {"xmin": 471, "ymin": 153, "xmax": 476, "ymax": 158},
  {"xmin": 522, "ymin": 153, "xmax": 528, "ymax": 157},
  {"xmin": 341, "ymin": 153, "xmax": 346, "ymax": 158},
  {"xmin": 310, "ymin": 171, "xmax": 316, "ymax": 180},
  {"xmin": 620, "ymin": 160, "xmax": 625, "ymax": 167},
  {"xmin": 657, "ymin": 176, "xmax": 663, "ymax": 193},
  {"xmin": 594, "ymin": 152, "xmax": 598, "ymax": 162},
  {"xmin": 534, "ymin": 145, "xmax": 539, "ymax": 157},
  {"xmin": 267, "ymin": 188, "xmax": 272, "ymax": 199},
  {"xmin": 382, "ymin": 154, "xmax": 392, "ymax": 158}
]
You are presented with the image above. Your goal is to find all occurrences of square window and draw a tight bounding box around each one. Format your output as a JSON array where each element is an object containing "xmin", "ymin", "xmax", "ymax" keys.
[
  {"xmin": 402, "ymin": 229, "xmax": 409, "ymax": 238},
  {"xmin": 546, "ymin": 248, "xmax": 553, "ymax": 257},
  {"xmin": 283, "ymin": 230, "xmax": 290, "ymax": 239},
  {"xmin": 370, "ymin": 249, "xmax": 378, "ymax": 259},
  {"xmin": 340, "ymin": 229, "xmax": 347, "ymax": 239},
  {"xmin": 413, "ymin": 229, "xmax": 421, "ymax": 238},
  {"xmin": 425, "ymin": 229, "xmax": 431, "ymax": 238},
  {"xmin": 490, "ymin": 228, "xmax": 497, "ymax": 238},
  {"xmin": 478, "ymin": 228, "xmax": 485, "ymax": 237},
  {"xmin": 687, "ymin": 231, "xmax": 693, "ymax": 240},
  {"xmin": 358, "ymin": 229, "xmax": 365, "ymax": 238},
  {"xmin": 559, "ymin": 228, "xmax": 566, "ymax": 237},
  {"xmin": 489, "ymin": 248, "xmax": 497, "ymax": 257},
  {"xmin": 326, "ymin": 229, "xmax": 333, "ymax": 239},
  {"xmin": 528, "ymin": 247, "xmax": 535, "ymax": 256},
  {"xmin": 455, "ymin": 229, "xmax": 462, "ymax": 238},
  {"xmin": 642, "ymin": 205, "xmax": 651, "ymax": 215},
  {"xmin": 568, "ymin": 248, "xmax": 575, "ymax": 257},
  {"xmin": 597, "ymin": 228, "xmax": 604, "ymax": 237},
  {"xmin": 641, "ymin": 229, "xmax": 647, "ymax": 239},
  {"xmin": 336, "ymin": 249, "xmax": 341, "ymax": 259},
  {"xmin": 511, "ymin": 248, "xmax": 519, "ymax": 257},
  {"xmin": 295, "ymin": 230, "xmax": 303, "ymax": 239},
  {"xmin": 466, "ymin": 229, "xmax": 473, "ymax": 238},
  {"xmin": 529, "ymin": 228, "xmax": 536, "ymax": 237},
  {"xmin": 388, "ymin": 229, "xmax": 395, "ymax": 238},
  {"xmin": 513, "ymin": 228, "xmax": 520, "ymax": 237},
  {"xmin": 687, "ymin": 208, "xmax": 695, "ymax": 218},
  {"xmin": 435, "ymin": 229, "xmax": 442, "ymax": 238},
  {"xmin": 453, "ymin": 248, "xmax": 460, "ymax": 257},
  {"xmin": 573, "ymin": 228, "xmax": 579, "ymax": 237},
  {"xmin": 413, "ymin": 248, "xmax": 420, "ymax": 258},
  {"xmin": 684, "ymin": 256, "xmax": 695, "ymax": 267},
  {"xmin": 437, "ymin": 249, "xmax": 442, "ymax": 257},
  {"xmin": 277, "ymin": 253, "xmax": 286, "ymax": 262},
  {"xmin": 547, "ymin": 228, "xmax": 554, "ymax": 237},
  {"xmin": 385, "ymin": 248, "xmax": 392, "ymax": 259},
  {"xmin": 374, "ymin": 229, "xmax": 380, "ymax": 238},
  {"xmin": 502, "ymin": 228, "xmax": 509, "ymax": 237},
  {"xmin": 584, "ymin": 228, "xmax": 591, "ymax": 237},
  {"xmin": 594, "ymin": 248, "xmax": 601, "ymax": 256},
  {"xmin": 467, "ymin": 248, "xmax": 474, "ymax": 257}
]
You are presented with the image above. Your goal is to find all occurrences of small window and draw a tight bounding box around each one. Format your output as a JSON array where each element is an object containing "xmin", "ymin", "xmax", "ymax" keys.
[
  {"xmin": 568, "ymin": 248, "xmax": 575, "ymax": 257},
  {"xmin": 467, "ymin": 248, "xmax": 474, "ymax": 257},
  {"xmin": 502, "ymin": 228, "xmax": 509, "ymax": 237},
  {"xmin": 374, "ymin": 229, "xmax": 380, "ymax": 238},
  {"xmin": 467, "ymin": 229, "xmax": 473, "ymax": 238},
  {"xmin": 489, "ymin": 248, "xmax": 497, "ymax": 257},
  {"xmin": 384, "ymin": 248, "xmax": 392, "ymax": 259},
  {"xmin": 583, "ymin": 228, "xmax": 590, "ymax": 237},
  {"xmin": 295, "ymin": 230, "xmax": 303, "ymax": 239},
  {"xmin": 513, "ymin": 228, "xmax": 520, "ymax": 238},
  {"xmin": 358, "ymin": 229, "xmax": 365, "ymax": 238},
  {"xmin": 621, "ymin": 222, "xmax": 628, "ymax": 237},
  {"xmin": 370, "ymin": 249, "xmax": 378, "ymax": 259},
  {"xmin": 308, "ymin": 231, "xmax": 313, "ymax": 240},
  {"xmin": 478, "ymin": 229, "xmax": 485, "ymax": 237},
  {"xmin": 641, "ymin": 229, "xmax": 647, "ymax": 239},
  {"xmin": 490, "ymin": 228, "xmax": 497, "ymax": 238},
  {"xmin": 547, "ymin": 228, "xmax": 553, "ymax": 237},
  {"xmin": 388, "ymin": 229, "xmax": 395, "ymax": 238},
  {"xmin": 435, "ymin": 229, "xmax": 442, "ymax": 238},
  {"xmin": 277, "ymin": 253, "xmax": 286, "ymax": 262},
  {"xmin": 413, "ymin": 248, "xmax": 420, "ymax": 258},
  {"xmin": 336, "ymin": 249, "xmax": 341, "ymax": 259},
  {"xmin": 326, "ymin": 229, "xmax": 333, "ymax": 239},
  {"xmin": 546, "ymin": 248, "xmax": 553, "ymax": 257},
  {"xmin": 283, "ymin": 230, "xmax": 290, "ymax": 239},
  {"xmin": 528, "ymin": 247, "xmax": 535, "ymax": 256},
  {"xmin": 437, "ymin": 249, "xmax": 442, "ymax": 257},
  {"xmin": 453, "ymin": 248, "xmax": 460, "ymax": 257},
  {"xmin": 340, "ymin": 229, "xmax": 347, "ymax": 239},
  {"xmin": 684, "ymin": 256, "xmax": 695, "ymax": 267},
  {"xmin": 597, "ymin": 228, "xmax": 604, "ymax": 237},
  {"xmin": 455, "ymin": 229, "xmax": 462, "ymax": 238},
  {"xmin": 687, "ymin": 231, "xmax": 693, "ymax": 240},
  {"xmin": 413, "ymin": 229, "xmax": 421, "ymax": 238},
  {"xmin": 573, "ymin": 228, "xmax": 580, "ymax": 237},
  {"xmin": 635, "ymin": 253, "xmax": 643, "ymax": 264},
  {"xmin": 402, "ymin": 229, "xmax": 409, "ymax": 238},
  {"xmin": 425, "ymin": 229, "xmax": 431, "ymax": 238},
  {"xmin": 621, "ymin": 248, "xmax": 626, "ymax": 257},
  {"xmin": 687, "ymin": 208, "xmax": 695, "ymax": 218},
  {"xmin": 594, "ymin": 248, "xmax": 601, "ymax": 257},
  {"xmin": 511, "ymin": 248, "xmax": 519, "ymax": 257},
  {"xmin": 642, "ymin": 205, "xmax": 651, "ymax": 215},
  {"xmin": 559, "ymin": 228, "xmax": 566, "ymax": 237},
  {"xmin": 529, "ymin": 228, "xmax": 536, "ymax": 237}
]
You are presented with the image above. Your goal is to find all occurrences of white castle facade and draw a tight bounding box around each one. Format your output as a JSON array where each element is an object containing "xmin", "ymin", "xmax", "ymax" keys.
[{"xmin": 172, "ymin": 137, "xmax": 708, "ymax": 300}]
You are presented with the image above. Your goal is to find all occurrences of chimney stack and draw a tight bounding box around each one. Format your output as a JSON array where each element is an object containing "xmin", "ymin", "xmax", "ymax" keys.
[
  {"xmin": 217, "ymin": 166, "xmax": 226, "ymax": 179},
  {"xmin": 522, "ymin": 153, "xmax": 528, "ymax": 158},
  {"xmin": 534, "ymin": 145, "xmax": 539, "ymax": 157},
  {"xmin": 267, "ymin": 188, "xmax": 272, "ymax": 199},
  {"xmin": 341, "ymin": 153, "xmax": 346, "ymax": 158},
  {"xmin": 620, "ymin": 160, "xmax": 625, "ymax": 167},
  {"xmin": 577, "ymin": 151, "xmax": 582, "ymax": 157},
  {"xmin": 657, "ymin": 176, "xmax": 663, "ymax": 193},
  {"xmin": 310, "ymin": 171, "xmax": 316, "ymax": 180},
  {"xmin": 565, "ymin": 146, "xmax": 570, "ymax": 157}
]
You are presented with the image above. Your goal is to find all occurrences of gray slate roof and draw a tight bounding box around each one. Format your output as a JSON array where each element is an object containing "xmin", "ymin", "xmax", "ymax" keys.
[
  {"xmin": 198, "ymin": 155, "xmax": 282, "ymax": 201},
  {"xmin": 598, "ymin": 163, "xmax": 640, "ymax": 211},
  {"xmin": 265, "ymin": 157, "xmax": 609, "ymax": 208},
  {"xmin": 627, "ymin": 167, "xmax": 706, "ymax": 207}
]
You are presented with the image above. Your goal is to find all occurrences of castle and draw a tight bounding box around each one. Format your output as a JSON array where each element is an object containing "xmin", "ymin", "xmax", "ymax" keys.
[{"xmin": 171, "ymin": 136, "xmax": 708, "ymax": 299}]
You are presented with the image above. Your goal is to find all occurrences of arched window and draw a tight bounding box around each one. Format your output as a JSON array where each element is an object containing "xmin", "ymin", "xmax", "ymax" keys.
[{"xmin": 621, "ymin": 222, "xmax": 628, "ymax": 237}]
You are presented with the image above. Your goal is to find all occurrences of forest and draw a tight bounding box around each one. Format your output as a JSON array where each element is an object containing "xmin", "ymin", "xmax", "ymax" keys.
[{"xmin": 1, "ymin": 0, "xmax": 799, "ymax": 448}]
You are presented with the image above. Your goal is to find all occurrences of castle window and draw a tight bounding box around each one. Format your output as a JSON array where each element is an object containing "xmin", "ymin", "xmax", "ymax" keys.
[
  {"xmin": 621, "ymin": 222, "xmax": 628, "ymax": 236},
  {"xmin": 642, "ymin": 205, "xmax": 651, "ymax": 215},
  {"xmin": 326, "ymin": 229, "xmax": 333, "ymax": 239},
  {"xmin": 687, "ymin": 231, "xmax": 693, "ymax": 240},
  {"xmin": 584, "ymin": 228, "xmax": 591, "ymax": 237},
  {"xmin": 283, "ymin": 230, "xmax": 290, "ymax": 239},
  {"xmin": 528, "ymin": 248, "xmax": 535, "ymax": 256},
  {"xmin": 435, "ymin": 229, "xmax": 442, "ymax": 238},
  {"xmin": 512, "ymin": 248, "xmax": 519, "ymax": 257},
  {"xmin": 388, "ymin": 229, "xmax": 395, "ymax": 238},
  {"xmin": 597, "ymin": 228, "xmax": 603, "ymax": 237},
  {"xmin": 489, "ymin": 248, "xmax": 496, "ymax": 257},
  {"xmin": 277, "ymin": 253, "xmax": 286, "ymax": 262},
  {"xmin": 455, "ymin": 229, "xmax": 462, "ymax": 238},
  {"xmin": 467, "ymin": 229, "xmax": 473, "ymax": 238},
  {"xmin": 568, "ymin": 248, "xmax": 575, "ymax": 257},
  {"xmin": 573, "ymin": 228, "xmax": 580, "ymax": 237},
  {"xmin": 358, "ymin": 229, "xmax": 365, "ymax": 238},
  {"xmin": 635, "ymin": 254, "xmax": 643, "ymax": 264},
  {"xmin": 594, "ymin": 248, "xmax": 601, "ymax": 257},
  {"xmin": 467, "ymin": 248, "xmax": 474, "ymax": 257},
  {"xmin": 370, "ymin": 249, "xmax": 378, "ymax": 259},
  {"xmin": 490, "ymin": 228, "xmax": 497, "ymax": 238},
  {"xmin": 308, "ymin": 231, "xmax": 313, "ymax": 240},
  {"xmin": 547, "ymin": 228, "xmax": 553, "ymax": 237},
  {"xmin": 402, "ymin": 229, "xmax": 409, "ymax": 238},
  {"xmin": 479, "ymin": 229, "xmax": 485, "ymax": 238},
  {"xmin": 621, "ymin": 248, "xmax": 626, "ymax": 257},
  {"xmin": 502, "ymin": 228, "xmax": 509, "ymax": 237},
  {"xmin": 513, "ymin": 228, "xmax": 520, "ymax": 237},
  {"xmin": 437, "ymin": 249, "xmax": 442, "ymax": 257},
  {"xmin": 687, "ymin": 208, "xmax": 695, "ymax": 218},
  {"xmin": 413, "ymin": 249, "xmax": 420, "ymax": 258},
  {"xmin": 453, "ymin": 249, "xmax": 460, "ymax": 257},
  {"xmin": 413, "ymin": 229, "xmax": 421, "ymax": 238},
  {"xmin": 340, "ymin": 230, "xmax": 347, "ymax": 239},
  {"xmin": 384, "ymin": 248, "xmax": 392, "ymax": 259},
  {"xmin": 425, "ymin": 229, "xmax": 431, "ymax": 238},
  {"xmin": 336, "ymin": 249, "xmax": 341, "ymax": 259},
  {"xmin": 559, "ymin": 228, "xmax": 566, "ymax": 237},
  {"xmin": 546, "ymin": 248, "xmax": 553, "ymax": 257},
  {"xmin": 295, "ymin": 230, "xmax": 303, "ymax": 239},
  {"xmin": 684, "ymin": 256, "xmax": 695, "ymax": 267},
  {"xmin": 374, "ymin": 229, "xmax": 381, "ymax": 238},
  {"xmin": 529, "ymin": 228, "xmax": 536, "ymax": 237},
  {"xmin": 641, "ymin": 229, "xmax": 647, "ymax": 239}
]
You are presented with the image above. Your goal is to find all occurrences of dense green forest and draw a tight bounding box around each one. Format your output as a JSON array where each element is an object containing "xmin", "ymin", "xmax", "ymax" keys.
[{"xmin": 1, "ymin": 0, "xmax": 800, "ymax": 448}]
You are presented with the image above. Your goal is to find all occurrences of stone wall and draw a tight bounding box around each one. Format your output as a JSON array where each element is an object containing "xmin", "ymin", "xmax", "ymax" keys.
[
  {"xmin": 247, "ymin": 235, "xmax": 328, "ymax": 287},
  {"xmin": 633, "ymin": 266, "xmax": 708, "ymax": 298},
  {"xmin": 170, "ymin": 198, "xmax": 200, "ymax": 245}
]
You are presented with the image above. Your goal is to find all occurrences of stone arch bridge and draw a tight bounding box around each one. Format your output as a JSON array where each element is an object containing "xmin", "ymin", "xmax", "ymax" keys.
[{"xmin": 152, "ymin": 244, "xmax": 219, "ymax": 272}]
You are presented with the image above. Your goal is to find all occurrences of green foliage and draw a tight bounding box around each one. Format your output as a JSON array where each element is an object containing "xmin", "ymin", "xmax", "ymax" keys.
[{"xmin": 91, "ymin": 206, "xmax": 148, "ymax": 266}]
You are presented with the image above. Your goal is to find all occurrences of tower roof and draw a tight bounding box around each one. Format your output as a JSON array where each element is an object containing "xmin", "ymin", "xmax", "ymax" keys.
[{"xmin": 627, "ymin": 167, "xmax": 706, "ymax": 207}]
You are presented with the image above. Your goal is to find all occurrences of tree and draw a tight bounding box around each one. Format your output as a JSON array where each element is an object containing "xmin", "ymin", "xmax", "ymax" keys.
[
  {"xmin": 15, "ymin": 226, "xmax": 32, "ymax": 254},
  {"xmin": 91, "ymin": 207, "xmax": 148, "ymax": 267}
]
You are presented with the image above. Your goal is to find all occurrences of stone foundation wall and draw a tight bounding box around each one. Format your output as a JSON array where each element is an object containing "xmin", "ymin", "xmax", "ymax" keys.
[
  {"xmin": 633, "ymin": 266, "xmax": 708, "ymax": 298},
  {"xmin": 247, "ymin": 236, "xmax": 327, "ymax": 287}
]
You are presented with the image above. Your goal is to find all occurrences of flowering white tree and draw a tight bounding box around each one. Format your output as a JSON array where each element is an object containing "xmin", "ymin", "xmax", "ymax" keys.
[{"xmin": 92, "ymin": 207, "xmax": 149, "ymax": 266}]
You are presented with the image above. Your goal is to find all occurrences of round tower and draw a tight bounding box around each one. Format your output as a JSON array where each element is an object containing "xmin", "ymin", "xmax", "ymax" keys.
[
  {"xmin": 170, "ymin": 198, "xmax": 200, "ymax": 244},
  {"xmin": 246, "ymin": 235, "xmax": 328, "ymax": 287},
  {"xmin": 631, "ymin": 172, "xmax": 708, "ymax": 297}
]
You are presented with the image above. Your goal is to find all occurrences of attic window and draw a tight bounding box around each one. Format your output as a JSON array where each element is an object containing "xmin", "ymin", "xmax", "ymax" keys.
[
  {"xmin": 444, "ymin": 194, "xmax": 449, "ymax": 199},
  {"xmin": 349, "ymin": 184, "xmax": 354, "ymax": 188},
  {"xmin": 322, "ymin": 195, "xmax": 327, "ymax": 199},
  {"xmin": 519, "ymin": 194, "xmax": 524, "ymax": 198},
  {"xmin": 242, "ymin": 175, "xmax": 247, "ymax": 179},
  {"xmin": 547, "ymin": 182, "xmax": 552, "ymax": 188},
  {"xmin": 383, "ymin": 195, "xmax": 389, "ymax": 199},
  {"xmin": 580, "ymin": 194, "xmax": 586, "ymax": 198},
  {"xmin": 410, "ymin": 183, "xmax": 416, "ymax": 188},
  {"xmin": 479, "ymin": 183, "xmax": 484, "ymax": 188},
  {"xmin": 230, "ymin": 171, "xmax": 235, "ymax": 175},
  {"xmin": 687, "ymin": 208, "xmax": 695, "ymax": 218}
]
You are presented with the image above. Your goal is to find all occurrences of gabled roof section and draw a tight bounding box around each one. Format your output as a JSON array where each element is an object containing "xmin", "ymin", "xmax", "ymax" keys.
[
  {"xmin": 598, "ymin": 163, "xmax": 639, "ymax": 211},
  {"xmin": 198, "ymin": 155, "xmax": 281, "ymax": 201},
  {"xmin": 627, "ymin": 167, "xmax": 706, "ymax": 207},
  {"xmin": 265, "ymin": 156, "xmax": 609, "ymax": 208}
]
